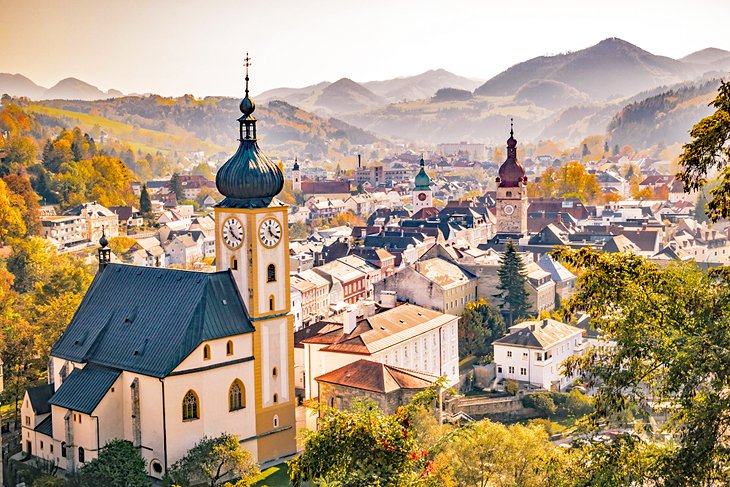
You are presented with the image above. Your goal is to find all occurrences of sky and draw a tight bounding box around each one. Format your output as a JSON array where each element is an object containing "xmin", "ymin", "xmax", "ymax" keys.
[{"xmin": 1, "ymin": 0, "xmax": 728, "ymax": 98}]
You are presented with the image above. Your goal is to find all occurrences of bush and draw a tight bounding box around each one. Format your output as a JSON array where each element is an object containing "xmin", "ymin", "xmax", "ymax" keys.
[
  {"xmin": 564, "ymin": 389, "xmax": 593, "ymax": 417},
  {"xmin": 529, "ymin": 418, "xmax": 557, "ymax": 436},
  {"xmin": 504, "ymin": 379, "xmax": 519, "ymax": 396},
  {"xmin": 34, "ymin": 475, "xmax": 68, "ymax": 487}
]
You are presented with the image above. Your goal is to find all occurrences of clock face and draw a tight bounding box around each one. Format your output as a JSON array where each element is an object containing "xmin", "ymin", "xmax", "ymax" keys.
[
  {"xmin": 222, "ymin": 217, "xmax": 244, "ymax": 249},
  {"xmin": 417, "ymin": 192, "xmax": 427, "ymax": 201},
  {"xmin": 259, "ymin": 218, "xmax": 282, "ymax": 248},
  {"xmin": 503, "ymin": 204, "xmax": 515, "ymax": 215}
]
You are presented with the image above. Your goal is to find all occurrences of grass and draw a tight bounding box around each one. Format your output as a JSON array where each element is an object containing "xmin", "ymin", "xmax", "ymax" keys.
[
  {"xmin": 27, "ymin": 104, "xmax": 225, "ymax": 155},
  {"xmin": 1, "ymin": 400, "xmax": 21, "ymax": 423},
  {"xmin": 251, "ymin": 463, "xmax": 292, "ymax": 487},
  {"xmin": 458, "ymin": 355, "xmax": 479, "ymax": 372}
]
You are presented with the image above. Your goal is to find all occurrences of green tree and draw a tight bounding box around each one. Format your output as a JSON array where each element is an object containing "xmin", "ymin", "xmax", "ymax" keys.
[
  {"xmin": 166, "ymin": 434, "xmax": 259, "ymax": 487},
  {"xmin": 169, "ymin": 172, "xmax": 184, "ymax": 201},
  {"xmin": 695, "ymin": 191, "xmax": 709, "ymax": 223},
  {"xmin": 139, "ymin": 184, "xmax": 152, "ymax": 215},
  {"xmin": 676, "ymin": 79, "xmax": 730, "ymax": 221},
  {"xmin": 289, "ymin": 385, "xmax": 450, "ymax": 487},
  {"xmin": 496, "ymin": 240, "xmax": 530, "ymax": 326},
  {"xmin": 553, "ymin": 247, "xmax": 730, "ymax": 485},
  {"xmin": 79, "ymin": 439, "xmax": 150, "ymax": 487},
  {"xmin": 458, "ymin": 298, "xmax": 505, "ymax": 359}
]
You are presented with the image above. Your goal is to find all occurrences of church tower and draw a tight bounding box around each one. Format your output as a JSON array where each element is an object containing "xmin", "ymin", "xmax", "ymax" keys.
[
  {"xmin": 292, "ymin": 157, "xmax": 301, "ymax": 192},
  {"xmin": 495, "ymin": 120, "xmax": 528, "ymax": 237},
  {"xmin": 412, "ymin": 158, "xmax": 433, "ymax": 212},
  {"xmin": 214, "ymin": 55, "xmax": 296, "ymax": 462}
]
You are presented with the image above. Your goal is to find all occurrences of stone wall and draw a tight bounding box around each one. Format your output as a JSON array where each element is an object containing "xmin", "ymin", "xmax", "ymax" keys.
[
  {"xmin": 447, "ymin": 394, "xmax": 540, "ymax": 421},
  {"xmin": 318, "ymin": 382, "xmax": 412, "ymax": 415}
]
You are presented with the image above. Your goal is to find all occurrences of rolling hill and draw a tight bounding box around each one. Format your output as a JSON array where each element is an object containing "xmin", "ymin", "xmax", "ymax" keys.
[
  {"xmin": 0, "ymin": 74, "xmax": 123, "ymax": 100},
  {"xmin": 475, "ymin": 38, "xmax": 697, "ymax": 101}
]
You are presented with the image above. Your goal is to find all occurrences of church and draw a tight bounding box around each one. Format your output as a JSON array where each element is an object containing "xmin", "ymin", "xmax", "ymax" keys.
[{"xmin": 20, "ymin": 62, "xmax": 297, "ymax": 479}]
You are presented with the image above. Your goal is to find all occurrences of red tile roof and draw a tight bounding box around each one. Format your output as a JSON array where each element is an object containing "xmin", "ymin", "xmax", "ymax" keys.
[{"xmin": 315, "ymin": 359, "xmax": 438, "ymax": 393}]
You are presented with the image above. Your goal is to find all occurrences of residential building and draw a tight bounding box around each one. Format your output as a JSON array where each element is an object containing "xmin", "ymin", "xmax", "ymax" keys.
[{"xmin": 41, "ymin": 215, "xmax": 87, "ymax": 249}]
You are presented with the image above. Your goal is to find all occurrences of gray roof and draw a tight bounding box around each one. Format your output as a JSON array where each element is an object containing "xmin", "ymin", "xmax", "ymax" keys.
[
  {"xmin": 537, "ymin": 254, "xmax": 575, "ymax": 283},
  {"xmin": 51, "ymin": 264, "xmax": 254, "ymax": 378},
  {"xmin": 494, "ymin": 319, "xmax": 583, "ymax": 349},
  {"xmin": 49, "ymin": 364, "xmax": 121, "ymax": 414},
  {"xmin": 26, "ymin": 384, "xmax": 54, "ymax": 415},
  {"xmin": 35, "ymin": 415, "xmax": 53, "ymax": 436}
]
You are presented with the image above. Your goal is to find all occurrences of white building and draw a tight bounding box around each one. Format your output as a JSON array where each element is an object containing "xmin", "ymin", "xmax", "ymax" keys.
[{"xmin": 493, "ymin": 318, "xmax": 584, "ymax": 391}]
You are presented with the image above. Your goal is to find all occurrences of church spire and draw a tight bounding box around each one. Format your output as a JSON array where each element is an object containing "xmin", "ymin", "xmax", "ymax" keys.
[
  {"xmin": 497, "ymin": 118, "xmax": 525, "ymax": 188},
  {"xmin": 97, "ymin": 226, "xmax": 111, "ymax": 271}
]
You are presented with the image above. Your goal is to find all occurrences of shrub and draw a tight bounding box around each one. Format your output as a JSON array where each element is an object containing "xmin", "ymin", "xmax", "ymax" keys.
[{"xmin": 504, "ymin": 379, "xmax": 520, "ymax": 396}]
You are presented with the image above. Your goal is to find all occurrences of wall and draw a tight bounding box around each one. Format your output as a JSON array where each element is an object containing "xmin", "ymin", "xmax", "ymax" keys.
[{"xmin": 447, "ymin": 395, "xmax": 540, "ymax": 421}]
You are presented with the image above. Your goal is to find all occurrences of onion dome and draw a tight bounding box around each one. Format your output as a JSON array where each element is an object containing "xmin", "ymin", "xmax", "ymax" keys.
[
  {"xmin": 496, "ymin": 119, "xmax": 526, "ymax": 188},
  {"xmin": 414, "ymin": 158, "xmax": 431, "ymax": 190},
  {"xmin": 215, "ymin": 54, "xmax": 284, "ymax": 208},
  {"xmin": 99, "ymin": 227, "xmax": 109, "ymax": 248},
  {"xmin": 293, "ymin": 157, "xmax": 300, "ymax": 171}
]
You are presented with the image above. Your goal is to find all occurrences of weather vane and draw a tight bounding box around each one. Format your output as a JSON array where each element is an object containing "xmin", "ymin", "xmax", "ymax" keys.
[{"xmin": 244, "ymin": 53, "xmax": 252, "ymax": 96}]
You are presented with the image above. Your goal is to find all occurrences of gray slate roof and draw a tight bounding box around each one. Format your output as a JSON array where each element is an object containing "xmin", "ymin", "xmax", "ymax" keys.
[
  {"xmin": 35, "ymin": 415, "xmax": 53, "ymax": 436},
  {"xmin": 27, "ymin": 384, "xmax": 54, "ymax": 415},
  {"xmin": 51, "ymin": 264, "xmax": 254, "ymax": 378},
  {"xmin": 49, "ymin": 364, "xmax": 121, "ymax": 414}
]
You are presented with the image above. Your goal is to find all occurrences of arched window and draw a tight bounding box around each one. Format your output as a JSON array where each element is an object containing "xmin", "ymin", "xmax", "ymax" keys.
[
  {"xmin": 267, "ymin": 264, "xmax": 276, "ymax": 282},
  {"xmin": 273, "ymin": 415, "xmax": 279, "ymax": 428},
  {"xmin": 61, "ymin": 442, "xmax": 67, "ymax": 458},
  {"xmin": 269, "ymin": 295, "xmax": 275, "ymax": 311},
  {"xmin": 203, "ymin": 344, "xmax": 210, "ymax": 361},
  {"xmin": 231, "ymin": 257, "xmax": 238, "ymax": 271},
  {"xmin": 182, "ymin": 390, "xmax": 199, "ymax": 421},
  {"xmin": 273, "ymin": 393, "xmax": 278, "ymax": 404},
  {"xmin": 229, "ymin": 380, "xmax": 245, "ymax": 411},
  {"xmin": 78, "ymin": 447, "xmax": 85, "ymax": 463},
  {"xmin": 273, "ymin": 367, "xmax": 278, "ymax": 378},
  {"xmin": 226, "ymin": 340, "xmax": 234, "ymax": 356}
]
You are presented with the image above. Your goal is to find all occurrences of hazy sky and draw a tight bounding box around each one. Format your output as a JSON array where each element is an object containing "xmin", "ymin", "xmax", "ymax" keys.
[{"xmin": 1, "ymin": 0, "xmax": 728, "ymax": 98}]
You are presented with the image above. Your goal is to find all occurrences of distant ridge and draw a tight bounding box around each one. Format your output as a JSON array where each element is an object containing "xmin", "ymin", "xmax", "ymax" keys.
[
  {"xmin": 0, "ymin": 74, "xmax": 123, "ymax": 100},
  {"xmin": 313, "ymin": 78, "xmax": 385, "ymax": 113},
  {"xmin": 680, "ymin": 47, "xmax": 730, "ymax": 65}
]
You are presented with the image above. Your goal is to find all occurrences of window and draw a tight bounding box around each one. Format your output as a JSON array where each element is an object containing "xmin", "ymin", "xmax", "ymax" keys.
[
  {"xmin": 40, "ymin": 441, "xmax": 44, "ymax": 450},
  {"xmin": 61, "ymin": 442, "xmax": 67, "ymax": 458},
  {"xmin": 273, "ymin": 415, "xmax": 279, "ymax": 428},
  {"xmin": 269, "ymin": 295, "xmax": 275, "ymax": 311},
  {"xmin": 229, "ymin": 380, "xmax": 245, "ymax": 411},
  {"xmin": 78, "ymin": 447, "xmax": 85, "ymax": 463},
  {"xmin": 507, "ymin": 350, "xmax": 512, "ymax": 358},
  {"xmin": 203, "ymin": 344, "xmax": 211, "ymax": 361},
  {"xmin": 182, "ymin": 390, "xmax": 199, "ymax": 421},
  {"xmin": 267, "ymin": 264, "xmax": 276, "ymax": 282},
  {"xmin": 226, "ymin": 340, "xmax": 234, "ymax": 356},
  {"xmin": 273, "ymin": 393, "xmax": 278, "ymax": 404},
  {"xmin": 508, "ymin": 366, "xmax": 515, "ymax": 374},
  {"xmin": 522, "ymin": 352, "xmax": 528, "ymax": 360},
  {"xmin": 506, "ymin": 191, "xmax": 512, "ymax": 197},
  {"xmin": 25, "ymin": 416, "xmax": 30, "ymax": 426},
  {"xmin": 536, "ymin": 352, "xmax": 542, "ymax": 361},
  {"xmin": 231, "ymin": 256, "xmax": 238, "ymax": 271},
  {"xmin": 273, "ymin": 367, "xmax": 278, "ymax": 378},
  {"xmin": 497, "ymin": 366, "xmax": 502, "ymax": 373},
  {"xmin": 151, "ymin": 461, "xmax": 163, "ymax": 475},
  {"xmin": 520, "ymin": 368, "xmax": 527, "ymax": 375}
]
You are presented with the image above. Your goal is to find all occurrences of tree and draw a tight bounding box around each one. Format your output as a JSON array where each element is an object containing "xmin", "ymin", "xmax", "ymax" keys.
[
  {"xmin": 444, "ymin": 420, "xmax": 557, "ymax": 487},
  {"xmin": 695, "ymin": 191, "xmax": 709, "ymax": 223},
  {"xmin": 496, "ymin": 240, "xmax": 530, "ymax": 326},
  {"xmin": 552, "ymin": 247, "xmax": 730, "ymax": 485},
  {"xmin": 458, "ymin": 298, "xmax": 505, "ymax": 359},
  {"xmin": 79, "ymin": 439, "xmax": 149, "ymax": 487},
  {"xmin": 289, "ymin": 385, "xmax": 450, "ymax": 487},
  {"xmin": 139, "ymin": 184, "xmax": 152, "ymax": 215},
  {"xmin": 612, "ymin": 144, "xmax": 619, "ymax": 156},
  {"xmin": 528, "ymin": 161, "xmax": 602, "ymax": 204},
  {"xmin": 169, "ymin": 172, "xmax": 185, "ymax": 201},
  {"xmin": 0, "ymin": 178, "xmax": 26, "ymax": 244},
  {"xmin": 604, "ymin": 141, "xmax": 609, "ymax": 154},
  {"xmin": 4, "ymin": 171, "xmax": 41, "ymax": 236},
  {"xmin": 166, "ymin": 434, "xmax": 259, "ymax": 487},
  {"xmin": 676, "ymin": 79, "xmax": 730, "ymax": 221},
  {"xmin": 1, "ymin": 136, "xmax": 37, "ymax": 175}
]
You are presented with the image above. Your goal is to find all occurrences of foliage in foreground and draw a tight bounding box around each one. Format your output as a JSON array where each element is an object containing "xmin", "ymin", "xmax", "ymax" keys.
[
  {"xmin": 553, "ymin": 247, "xmax": 730, "ymax": 485},
  {"xmin": 78, "ymin": 439, "xmax": 149, "ymax": 487}
]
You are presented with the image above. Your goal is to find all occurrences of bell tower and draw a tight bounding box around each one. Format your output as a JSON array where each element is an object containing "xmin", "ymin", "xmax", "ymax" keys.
[
  {"xmin": 214, "ymin": 54, "xmax": 296, "ymax": 462},
  {"xmin": 292, "ymin": 157, "xmax": 301, "ymax": 192},
  {"xmin": 412, "ymin": 157, "xmax": 433, "ymax": 213},
  {"xmin": 495, "ymin": 119, "xmax": 528, "ymax": 237}
]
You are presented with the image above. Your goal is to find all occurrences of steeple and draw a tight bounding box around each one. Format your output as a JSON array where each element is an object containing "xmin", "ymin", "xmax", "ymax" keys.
[
  {"xmin": 414, "ymin": 157, "xmax": 431, "ymax": 190},
  {"xmin": 292, "ymin": 157, "xmax": 299, "ymax": 171},
  {"xmin": 97, "ymin": 226, "xmax": 111, "ymax": 271},
  {"xmin": 497, "ymin": 119, "xmax": 526, "ymax": 188},
  {"xmin": 215, "ymin": 53, "xmax": 284, "ymax": 208}
]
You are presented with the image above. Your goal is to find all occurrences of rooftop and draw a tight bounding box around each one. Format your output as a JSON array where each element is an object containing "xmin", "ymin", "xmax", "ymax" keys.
[{"xmin": 315, "ymin": 359, "xmax": 438, "ymax": 393}]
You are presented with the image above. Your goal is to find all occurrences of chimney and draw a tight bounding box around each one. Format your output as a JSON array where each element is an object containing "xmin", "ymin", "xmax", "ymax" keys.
[
  {"xmin": 380, "ymin": 290, "xmax": 397, "ymax": 309},
  {"xmin": 542, "ymin": 318, "xmax": 549, "ymax": 328},
  {"xmin": 363, "ymin": 300, "xmax": 376, "ymax": 317},
  {"xmin": 343, "ymin": 304, "xmax": 358, "ymax": 334}
]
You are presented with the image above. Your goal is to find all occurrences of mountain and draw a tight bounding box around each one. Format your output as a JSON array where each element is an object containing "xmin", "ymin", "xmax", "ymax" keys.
[
  {"xmin": 362, "ymin": 69, "xmax": 483, "ymax": 102},
  {"xmin": 44, "ymin": 77, "xmax": 122, "ymax": 100},
  {"xmin": 256, "ymin": 81, "xmax": 330, "ymax": 105},
  {"xmin": 311, "ymin": 78, "xmax": 385, "ymax": 113},
  {"xmin": 0, "ymin": 73, "xmax": 46, "ymax": 99},
  {"xmin": 513, "ymin": 80, "xmax": 591, "ymax": 110},
  {"xmin": 680, "ymin": 47, "xmax": 730, "ymax": 65},
  {"xmin": 475, "ymin": 38, "xmax": 697, "ymax": 101}
]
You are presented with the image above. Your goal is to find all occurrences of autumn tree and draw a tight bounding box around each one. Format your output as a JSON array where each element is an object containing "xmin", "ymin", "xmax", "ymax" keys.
[
  {"xmin": 553, "ymin": 248, "xmax": 730, "ymax": 485},
  {"xmin": 1, "ymin": 136, "xmax": 37, "ymax": 175},
  {"xmin": 458, "ymin": 298, "xmax": 505, "ymax": 359},
  {"xmin": 529, "ymin": 161, "xmax": 602, "ymax": 204},
  {"xmin": 79, "ymin": 439, "xmax": 149, "ymax": 487},
  {"xmin": 496, "ymin": 240, "xmax": 530, "ymax": 326},
  {"xmin": 676, "ymin": 78, "xmax": 730, "ymax": 221},
  {"xmin": 0, "ymin": 178, "xmax": 26, "ymax": 243},
  {"xmin": 4, "ymin": 171, "xmax": 41, "ymax": 236}
]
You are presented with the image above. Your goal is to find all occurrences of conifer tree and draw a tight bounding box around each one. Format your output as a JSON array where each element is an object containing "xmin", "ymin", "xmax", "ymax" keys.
[
  {"xmin": 139, "ymin": 184, "xmax": 152, "ymax": 215},
  {"xmin": 496, "ymin": 240, "xmax": 530, "ymax": 326},
  {"xmin": 169, "ymin": 172, "xmax": 184, "ymax": 201}
]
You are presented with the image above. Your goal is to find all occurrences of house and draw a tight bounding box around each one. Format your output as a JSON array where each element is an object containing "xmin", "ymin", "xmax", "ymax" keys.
[
  {"xmin": 124, "ymin": 237, "xmax": 166, "ymax": 267},
  {"xmin": 302, "ymin": 303, "xmax": 459, "ymax": 400},
  {"xmin": 109, "ymin": 206, "xmax": 144, "ymax": 229},
  {"xmin": 537, "ymin": 254, "xmax": 576, "ymax": 304},
  {"xmin": 164, "ymin": 234, "xmax": 204, "ymax": 267},
  {"xmin": 294, "ymin": 270, "xmax": 331, "ymax": 320},
  {"xmin": 41, "ymin": 215, "xmax": 87, "ymax": 249},
  {"xmin": 313, "ymin": 260, "xmax": 367, "ymax": 305},
  {"xmin": 65, "ymin": 202, "xmax": 119, "ymax": 242},
  {"xmin": 524, "ymin": 262, "xmax": 556, "ymax": 314},
  {"xmin": 315, "ymin": 359, "xmax": 438, "ymax": 414},
  {"xmin": 493, "ymin": 318, "xmax": 585, "ymax": 391}
]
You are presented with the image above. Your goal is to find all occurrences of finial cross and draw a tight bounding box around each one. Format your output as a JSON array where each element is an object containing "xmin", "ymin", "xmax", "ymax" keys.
[{"xmin": 244, "ymin": 53, "xmax": 252, "ymax": 96}]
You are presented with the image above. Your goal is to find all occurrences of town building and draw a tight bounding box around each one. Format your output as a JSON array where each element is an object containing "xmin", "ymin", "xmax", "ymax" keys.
[
  {"xmin": 493, "ymin": 318, "xmax": 585, "ymax": 391},
  {"xmin": 40, "ymin": 215, "xmax": 87, "ymax": 250},
  {"xmin": 20, "ymin": 68, "xmax": 296, "ymax": 477},
  {"xmin": 494, "ymin": 123, "xmax": 528, "ymax": 238},
  {"xmin": 412, "ymin": 158, "xmax": 433, "ymax": 214}
]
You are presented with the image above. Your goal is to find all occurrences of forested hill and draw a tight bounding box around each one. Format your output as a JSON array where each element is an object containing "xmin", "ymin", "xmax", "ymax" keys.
[
  {"xmin": 26, "ymin": 95, "xmax": 384, "ymax": 158},
  {"xmin": 606, "ymin": 78, "xmax": 720, "ymax": 148}
]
